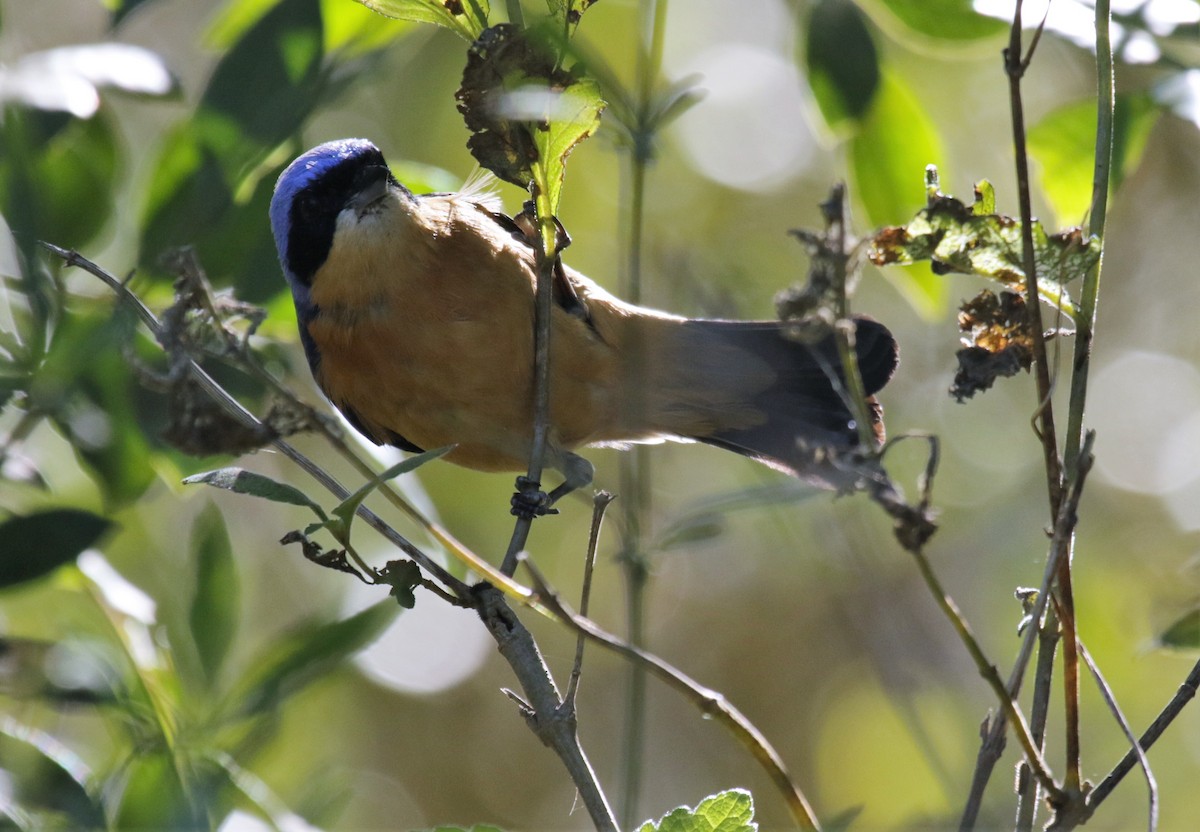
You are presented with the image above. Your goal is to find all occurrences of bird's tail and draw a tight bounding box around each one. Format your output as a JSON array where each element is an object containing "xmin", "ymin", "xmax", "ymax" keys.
[{"xmin": 627, "ymin": 316, "xmax": 898, "ymax": 490}]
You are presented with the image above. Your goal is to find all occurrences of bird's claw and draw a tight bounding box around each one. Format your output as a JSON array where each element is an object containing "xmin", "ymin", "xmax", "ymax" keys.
[{"xmin": 510, "ymin": 476, "xmax": 558, "ymax": 519}]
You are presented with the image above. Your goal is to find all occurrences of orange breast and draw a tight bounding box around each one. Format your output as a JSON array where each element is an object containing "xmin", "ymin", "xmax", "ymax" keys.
[{"xmin": 303, "ymin": 196, "xmax": 623, "ymax": 472}]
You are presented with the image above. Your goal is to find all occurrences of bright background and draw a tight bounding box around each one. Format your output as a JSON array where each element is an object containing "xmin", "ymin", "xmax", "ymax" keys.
[{"xmin": 1, "ymin": 0, "xmax": 1198, "ymax": 829}]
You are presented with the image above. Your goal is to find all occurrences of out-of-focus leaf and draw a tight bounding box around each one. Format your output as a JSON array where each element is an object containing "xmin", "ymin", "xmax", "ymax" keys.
[
  {"xmin": 0, "ymin": 109, "xmax": 118, "ymax": 250},
  {"xmin": 1029, "ymin": 93, "xmax": 1159, "ymax": 223},
  {"xmin": 114, "ymin": 751, "xmax": 206, "ymax": 830},
  {"xmin": 140, "ymin": 0, "xmax": 330, "ymax": 299},
  {"xmin": 33, "ymin": 308, "xmax": 156, "ymax": 505},
  {"xmin": 205, "ymin": 0, "xmax": 284, "ymax": 47},
  {"xmin": 321, "ymin": 0, "xmax": 416, "ymax": 55},
  {"xmin": 182, "ymin": 467, "xmax": 327, "ymax": 519},
  {"xmin": 545, "ymin": 0, "xmax": 599, "ymax": 34},
  {"xmin": 851, "ymin": 72, "xmax": 947, "ymax": 316},
  {"xmin": 869, "ymin": 174, "xmax": 1102, "ymax": 318},
  {"xmin": 805, "ymin": 0, "xmax": 880, "ymax": 131},
  {"xmin": 110, "ymin": 0, "xmax": 158, "ymax": 26},
  {"xmin": 866, "ymin": 0, "xmax": 1007, "ymax": 43},
  {"xmin": 1159, "ymin": 608, "xmax": 1200, "ymax": 649},
  {"xmin": 0, "ymin": 510, "xmax": 113, "ymax": 590},
  {"xmin": 230, "ymin": 601, "xmax": 400, "ymax": 716},
  {"xmin": 0, "ymin": 720, "xmax": 105, "ymax": 829},
  {"xmin": 189, "ymin": 503, "xmax": 240, "ymax": 687},
  {"xmin": 0, "ymin": 637, "xmax": 122, "ymax": 704},
  {"xmin": 636, "ymin": 788, "xmax": 756, "ymax": 832},
  {"xmin": 204, "ymin": 0, "xmax": 325, "ymax": 150},
  {"xmin": 0, "ymin": 43, "xmax": 176, "ymax": 118},
  {"xmin": 358, "ymin": 0, "xmax": 490, "ymax": 41},
  {"xmin": 456, "ymin": 24, "xmax": 605, "ymax": 216}
]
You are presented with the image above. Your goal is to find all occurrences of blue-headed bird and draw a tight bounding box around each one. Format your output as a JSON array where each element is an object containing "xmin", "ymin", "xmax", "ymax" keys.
[{"xmin": 269, "ymin": 139, "xmax": 898, "ymax": 511}]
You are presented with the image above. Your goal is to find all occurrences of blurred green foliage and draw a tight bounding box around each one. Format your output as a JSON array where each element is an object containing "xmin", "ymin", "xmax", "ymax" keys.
[{"xmin": 0, "ymin": 0, "xmax": 1198, "ymax": 829}]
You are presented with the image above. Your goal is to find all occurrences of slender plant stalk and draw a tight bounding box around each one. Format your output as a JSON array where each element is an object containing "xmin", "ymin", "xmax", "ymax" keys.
[{"xmin": 617, "ymin": 0, "xmax": 669, "ymax": 825}]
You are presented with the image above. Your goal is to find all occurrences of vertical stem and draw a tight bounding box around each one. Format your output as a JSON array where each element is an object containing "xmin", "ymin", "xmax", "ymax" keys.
[
  {"xmin": 1005, "ymin": 2, "xmax": 1083, "ymax": 797},
  {"xmin": 617, "ymin": 2, "xmax": 669, "ymax": 825},
  {"xmin": 1064, "ymin": 0, "xmax": 1113, "ymax": 474}
]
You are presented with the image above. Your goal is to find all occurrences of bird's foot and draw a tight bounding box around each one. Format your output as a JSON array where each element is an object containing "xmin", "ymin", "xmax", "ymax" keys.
[{"xmin": 510, "ymin": 476, "xmax": 559, "ymax": 519}]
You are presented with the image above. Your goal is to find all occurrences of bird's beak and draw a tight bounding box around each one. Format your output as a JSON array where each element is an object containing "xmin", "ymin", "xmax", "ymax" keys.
[{"xmin": 349, "ymin": 165, "xmax": 392, "ymax": 216}]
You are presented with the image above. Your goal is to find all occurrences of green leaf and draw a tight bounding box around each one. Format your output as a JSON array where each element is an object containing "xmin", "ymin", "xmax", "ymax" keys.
[
  {"xmin": 0, "ymin": 509, "xmax": 113, "ymax": 590},
  {"xmin": 530, "ymin": 71, "xmax": 605, "ymax": 218},
  {"xmin": 866, "ymin": 0, "xmax": 1007, "ymax": 43},
  {"xmin": 869, "ymin": 177, "xmax": 1103, "ymax": 317},
  {"xmin": 0, "ymin": 637, "xmax": 121, "ymax": 704},
  {"xmin": 114, "ymin": 751, "xmax": 206, "ymax": 830},
  {"xmin": 378, "ymin": 559, "xmax": 422, "ymax": 608},
  {"xmin": 189, "ymin": 503, "xmax": 240, "ymax": 687},
  {"xmin": 203, "ymin": 0, "xmax": 325, "ymax": 147},
  {"xmin": 231, "ymin": 601, "xmax": 400, "ymax": 716},
  {"xmin": 357, "ymin": 0, "xmax": 490, "ymax": 41},
  {"xmin": 31, "ymin": 308, "xmax": 156, "ymax": 506},
  {"xmin": 456, "ymin": 23, "xmax": 605, "ymax": 216},
  {"xmin": 1028, "ymin": 93, "xmax": 1159, "ymax": 224},
  {"xmin": 321, "ymin": 0, "xmax": 416, "ymax": 55},
  {"xmin": 805, "ymin": 0, "xmax": 880, "ymax": 131},
  {"xmin": 1159, "ymin": 608, "xmax": 1200, "ymax": 649},
  {"xmin": 182, "ymin": 467, "xmax": 327, "ymax": 520},
  {"xmin": 0, "ymin": 720, "xmax": 106, "ymax": 829},
  {"xmin": 325, "ymin": 447, "xmax": 453, "ymax": 544},
  {"xmin": 851, "ymin": 72, "xmax": 947, "ymax": 316},
  {"xmin": 0, "ymin": 109, "xmax": 119, "ymax": 250},
  {"xmin": 637, "ymin": 788, "xmax": 757, "ymax": 832}
]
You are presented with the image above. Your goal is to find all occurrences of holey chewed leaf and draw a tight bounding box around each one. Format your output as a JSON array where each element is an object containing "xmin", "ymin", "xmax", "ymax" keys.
[
  {"xmin": 869, "ymin": 173, "xmax": 1101, "ymax": 321},
  {"xmin": 456, "ymin": 24, "xmax": 605, "ymax": 215}
]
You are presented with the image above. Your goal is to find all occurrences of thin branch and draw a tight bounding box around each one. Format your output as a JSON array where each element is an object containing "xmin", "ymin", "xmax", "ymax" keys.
[
  {"xmin": 1006, "ymin": 1, "xmax": 1085, "ymax": 804},
  {"xmin": 520, "ymin": 554, "xmax": 823, "ymax": 831},
  {"xmin": 1086, "ymin": 658, "xmax": 1200, "ymax": 813},
  {"xmin": 617, "ymin": 1, "xmax": 669, "ymax": 823},
  {"xmin": 907, "ymin": 538, "xmax": 1062, "ymax": 802},
  {"xmin": 1015, "ymin": 605, "xmax": 1062, "ymax": 832},
  {"xmin": 43, "ymin": 243, "xmax": 623, "ymax": 829},
  {"xmin": 1076, "ymin": 641, "xmax": 1157, "ymax": 832},
  {"xmin": 501, "ymin": 236, "xmax": 558, "ymax": 576},
  {"xmin": 566, "ymin": 491, "xmax": 616, "ymax": 709}
]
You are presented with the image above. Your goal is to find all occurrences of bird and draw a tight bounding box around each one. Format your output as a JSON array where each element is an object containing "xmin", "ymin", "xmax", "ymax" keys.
[{"xmin": 269, "ymin": 138, "xmax": 898, "ymax": 513}]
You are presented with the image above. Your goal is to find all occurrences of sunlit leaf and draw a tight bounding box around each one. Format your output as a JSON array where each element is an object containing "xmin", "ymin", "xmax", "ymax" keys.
[
  {"xmin": 182, "ymin": 467, "xmax": 327, "ymax": 520},
  {"xmin": 189, "ymin": 503, "xmax": 240, "ymax": 687},
  {"xmin": 805, "ymin": 0, "xmax": 880, "ymax": 131},
  {"xmin": 357, "ymin": 0, "xmax": 490, "ymax": 41},
  {"xmin": 1159, "ymin": 608, "xmax": 1200, "ymax": 649},
  {"xmin": 636, "ymin": 788, "xmax": 756, "ymax": 832},
  {"xmin": 1029, "ymin": 93, "xmax": 1160, "ymax": 224},
  {"xmin": 0, "ymin": 510, "xmax": 113, "ymax": 590},
  {"xmin": 0, "ymin": 720, "xmax": 105, "ymax": 828},
  {"xmin": 869, "ymin": 174, "xmax": 1102, "ymax": 319},
  {"xmin": 456, "ymin": 23, "xmax": 605, "ymax": 215},
  {"xmin": 230, "ymin": 601, "xmax": 400, "ymax": 716},
  {"xmin": 321, "ymin": 0, "xmax": 416, "ymax": 55},
  {"xmin": 866, "ymin": 0, "xmax": 1007, "ymax": 43}
]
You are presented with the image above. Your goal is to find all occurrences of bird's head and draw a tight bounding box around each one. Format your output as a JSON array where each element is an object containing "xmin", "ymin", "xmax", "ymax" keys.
[{"xmin": 269, "ymin": 138, "xmax": 408, "ymax": 290}]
